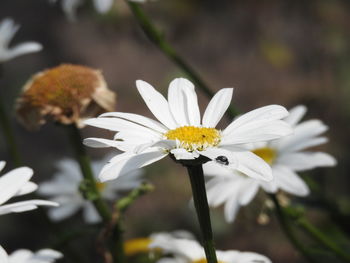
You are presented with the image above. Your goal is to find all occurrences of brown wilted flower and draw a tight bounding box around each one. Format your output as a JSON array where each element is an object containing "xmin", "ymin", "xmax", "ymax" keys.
[{"xmin": 16, "ymin": 64, "xmax": 116, "ymax": 130}]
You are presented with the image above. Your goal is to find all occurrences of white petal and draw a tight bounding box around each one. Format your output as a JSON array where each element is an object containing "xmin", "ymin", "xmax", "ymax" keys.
[
  {"xmin": 62, "ymin": 0, "xmax": 82, "ymax": 21},
  {"xmin": 168, "ymin": 78, "xmax": 200, "ymax": 126},
  {"xmin": 83, "ymin": 138, "xmax": 124, "ymax": 148},
  {"xmin": 47, "ymin": 201, "xmax": 81, "ymax": 221},
  {"xmin": 223, "ymin": 105, "xmax": 289, "ymax": 135},
  {"xmin": 272, "ymin": 165, "xmax": 310, "ymax": 196},
  {"xmin": 83, "ymin": 202, "xmax": 101, "ymax": 223},
  {"xmin": 99, "ymin": 151, "xmax": 167, "ymax": 182},
  {"xmin": 0, "ymin": 18, "xmax": 18, "ymax": 47},
  {"xmin": 0, "ymin": 200, "xmax": 59, "ymax": 215},
  {"xmin": 238, "ymin": 179, "xmax": 260, "ymax": 205},
  {"xmin": 3, "ymin": 42, "xmax": 42, "ymax": 62},
  {"xmin": 284, "ymin": 105, "xmax": 307, "ymax": 126},
  {"xmin": 275, "ymin": 137, "xmax": 328, "ymax": 153},
  {"xmin": 224, "ymin": 194, "xmax": 240, "ymax": 223},
  {"xmin": 221, "ymin": 120, "xmax": 292, "ymax": 145},
  {"xmin": 0, "ymin": 167, "xmax": 33, "ymax": 205},
  {"xmin": 0, "ymin": 161, "xmax": 6, "ymax": 172},
  {"xmin": 233, "ymin": 151, "xmax": 273, "ymax": 181},
  {"xmin": 136, "ymin": 80, "xmax": 178, "ymax": 129},
  {"xmin": 15, "ymin": 182, "xmax": 38, "ymax": 196},
  {"xmin": 34, "ymin": 249, "xmax": 63, "ymax": 261},
  {"xmin": 170, "ymin": 148, "xmax": 199, "ymax": 160},
  {"xmin": 100, "ymin": 112, "xmax": 167, "ymax": 133},
  {"xmin": 202, "ymin": 88, "xmax": 233, "ymax": 128},
  {"xmin": 0, "ymin": 246, "xmax": 8, "ymax": 263},
  {"xmin": 93, "ymin": 0, "xmax": 113, "ymax": 13},
  {"xmin": 277, "ymin": 152, "xmax": 336, "ymax": 172},
  {"xmin": 84, "ymin": 117, "xmax": 160, "ymax": 137},
  {"xmin": 201, "ymin": 148, "xmax": 273, "ymax": 181},
  {"xmin": 7, "ymin": 249, "xmax": 32, "ymax": 262},
  {"xmin": 276, "ymin": 119, "xmax": 328, "ymax": 152}
]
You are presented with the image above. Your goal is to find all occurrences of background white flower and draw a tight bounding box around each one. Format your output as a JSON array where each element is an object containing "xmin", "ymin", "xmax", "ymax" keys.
[
  {"xmin": 149, "ymin": 233, "xmax": 271, "ymax": 263},
  {"xmin": 50, "ymin": 0, "xmax": 148, "ymax": 20},
  {"xmin": 0, "ymin": 161, "xmax": 58, "ymax": 216},
  {"xmin": 84, "ymin": 78, "xmax": 292, "ymax": 183},
  {"xmin": 0, "ymin": 245, "xmax": 62, "ymax": 263},
  {"xmin": 38, "ymin": 154, "xmax": 144, "ymax": 223},
  {"xmin": 0, "ymin": 18, "xmax": 42, "ymax": 63},
  {"xmin": 205, "ymin": 105, "xmax": 337, "ymax": 222}
]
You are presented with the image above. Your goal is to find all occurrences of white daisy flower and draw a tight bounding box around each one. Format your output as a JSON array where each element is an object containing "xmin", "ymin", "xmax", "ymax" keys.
[
  {"xmin": 0, "ymin": 18, "xmax": 42, "ymax": 63},
  {"xmin": 124, "ymin": 230, "xmax": 195, "ymax": 257},
  {"xmin": 38, "ymin": 154, "xmax": 144, "ymax": 223},
  {"xmin": 205, "ymin": 105, "xmax": 337, "ymax": 222},
  {"xmin": 149, "ymin": 233, "xmax": 271, "ymax": 263},
  {"xmin": 84, "ymin": 78, "xmax": 292, "ymax": 183},
  {"xmin": 0, "ymin": 245, "xmax": 62, "ymax": 263},
  {"xmin": 50, "ymin": 0, "xmax": 147, "ymax": 20},
  {"xmin": 0, "ymin": 161, "xmax": 58, "ymax": 216}
]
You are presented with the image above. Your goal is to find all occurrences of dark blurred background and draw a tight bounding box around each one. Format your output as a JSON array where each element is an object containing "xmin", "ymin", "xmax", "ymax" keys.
[{"xmin": 1, "ymin": 0, "xmax": 350, "ymax": 262}]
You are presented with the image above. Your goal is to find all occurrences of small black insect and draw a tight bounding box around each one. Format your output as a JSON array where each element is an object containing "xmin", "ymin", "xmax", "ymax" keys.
[{"xmin": 215, "ymin": 155, "xmax": 229, "ymax": 165}]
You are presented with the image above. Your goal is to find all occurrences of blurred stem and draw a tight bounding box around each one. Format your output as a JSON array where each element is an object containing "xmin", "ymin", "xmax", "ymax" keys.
[
  {"xmin": 269, "ymin": 194, "xmax": 317, "ymax": 263},
  {"xmin": 297, "ymin": 217, "xmax": 350, "ymax": 262},
  {"xmin": 186, "ymin": 164, "xmax": 218, "ymax": 263},
  {"xmin": 0, "ymin": 95, "xmax": 21, "ymax": 166},
  {"xmin": 67, "ymin": 124, "xmax": 111, "ymax": 222},
  {"xmin": 110, "ymin": 183, "xmax": 154, "ymax": 263},
  {"xmin": 67, "ymin": 125, "xmax": 125, "ymax": 263},
  {"xmin": 126, "ymin": 2, "xmax": 238, "ymax": 119},
  {"xmin": 116, "ymin": 182, "xmax": 154, "ymax": 213}
]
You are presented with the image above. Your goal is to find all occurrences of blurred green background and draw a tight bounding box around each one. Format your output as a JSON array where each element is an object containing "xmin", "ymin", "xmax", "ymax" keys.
[{"xmin": 1, "ymin": 0, "xmax": 350, "ymax": 262}]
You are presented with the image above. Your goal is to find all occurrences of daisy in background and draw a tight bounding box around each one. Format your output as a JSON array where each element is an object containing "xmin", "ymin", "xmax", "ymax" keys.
[
  {"xmin": 205, "ymin": 105, "xmax": 337, "ymax": 222},
  {"xmin": 0, "ymin": 18, "xmax": 42, "ymax": 63},
  {"xmin": 0, "ymin": 161, "xmax": 58, "ymax": 216},
  {"xmin": 84, "ymin": 77, "xmax": 292, "ymax": 183},
  {"xmin": 124, "ymin": 230, "xmax": 195, "ymax": 258},
  {"xmin": 49, "ymin": 0, "xmax": 148, "ymax": 21},
  {"xmin": 38, "ymin": 154, "xmax": 144, "ymax": 223},
  {"xmin": 149, "ymin": 231, "xmax": 272, "ymax": 263},
  {"xmin": 0, "ymin": 246, "xmax": 62, "ymax": 263}
]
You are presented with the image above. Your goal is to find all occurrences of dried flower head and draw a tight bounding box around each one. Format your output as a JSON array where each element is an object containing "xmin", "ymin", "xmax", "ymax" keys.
[{"xmin": 16, "ymin": 64, "xmax": 116, "ymax": 130}]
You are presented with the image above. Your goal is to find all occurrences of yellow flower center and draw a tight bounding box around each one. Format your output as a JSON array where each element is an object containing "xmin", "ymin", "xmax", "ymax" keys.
[
  {"xmin": 193, "ymin": 259, "xmax": 225, "ymax": 263},
  {"xmin": 165, "ymin": 126, "xmax": 221, "ymax": 151},
  {"xmin": 96, "ymin": 182, "xmax": 106, "ymax": 192},
  {"xmin": 124, "ymin": 238, "xmax": 153, "ymax": 256},
  {"xmin": 252, "ymin": 147, "xmax": 277, "ymax": 165}
]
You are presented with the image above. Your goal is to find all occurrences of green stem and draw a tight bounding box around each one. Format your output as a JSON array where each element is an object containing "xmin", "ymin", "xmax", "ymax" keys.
[
  {"xmin": 270, "ymin": 194, "xmax": 317, "ymax": 263},
  {"xmin": 67, "ymin": 125, "xmax": 111, "ymax": 222},
  {"xmin": 116, "ymin": 182, "xmax": 154, "ymax": 213},
  {"xmin": 186, "ymin": 164, "xmax": 217, "ymax": 263},
  {"xmin": 68, "ymin": 125, "xmax": 127, "ymax": 263},
  {"xmin": 110, "ymin": 182, "xmax": 154, "ymax": 263},
  {"xmin": 126, "ymin": 1, "xmax": 238, "ymax": 119},
  {"xmin": 0, "ymin": 97, "xmax": 22, "ymax": 166},
  {"xmin": 297, "ymin": 218, "xmax": 350, "ymax": 262}
]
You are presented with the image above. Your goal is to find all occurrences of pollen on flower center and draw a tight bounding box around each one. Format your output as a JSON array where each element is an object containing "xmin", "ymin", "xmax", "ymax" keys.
[
  {"xmin": 165, "ymin": 126, "xmax": 221, "ymax": 151},
  {"xmin": 252, "ymin": 147, "xmax": 277, "ymax": 165}
]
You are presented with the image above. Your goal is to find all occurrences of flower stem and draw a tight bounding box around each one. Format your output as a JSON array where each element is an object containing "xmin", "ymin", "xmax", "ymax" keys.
[
  {"xmin": 126, "ymin": 1, "xmax": 238, "ymax": 119},
  {"xmin": 68, "ymin": 125, "xmax": 127, "ymax": 263},
  {"xmin": 0, "ymin": 95, "xmax": 22, "ymax": 166},
  {"xmin": 269, "ymin": 194, "xmax": 317, "ymax": 263},
  {"xmin": 186, "ymin": 164, "xmax": 218, "ymax": 263},
  {"xmin": 67, "ymin": 124, "xmax": 112, "ymax": 222},
  {"xmin": 297, "ymin": 217, "xmax": 350, "ymax": 262}
]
